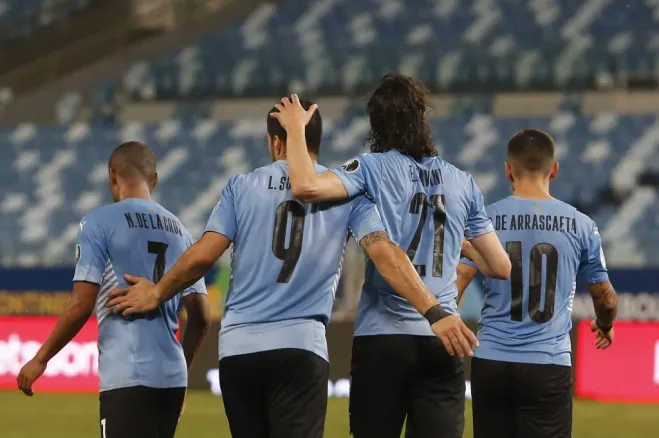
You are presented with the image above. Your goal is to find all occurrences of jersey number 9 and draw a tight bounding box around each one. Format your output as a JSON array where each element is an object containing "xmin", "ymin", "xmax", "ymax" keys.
[{"xmin": 272, "ymin": 200, "xmax": 306, "ymax": 283}]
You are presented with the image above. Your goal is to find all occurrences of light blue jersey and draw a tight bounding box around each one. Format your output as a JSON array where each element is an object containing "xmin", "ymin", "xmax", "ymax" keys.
[
  {"xmin": 331, "ymin": 150, "xmax": 494, "ymax": 337},
  {"xmin": 73, "ymin": 198, "xmax": 207, "ymax": 392},
  {"xmin": 461, "ymin": 196, "xmax": 608, "ymax": 366},
  {"xmin": 206, "ymin": 161, "xmax": 385, "ymax": 361}
]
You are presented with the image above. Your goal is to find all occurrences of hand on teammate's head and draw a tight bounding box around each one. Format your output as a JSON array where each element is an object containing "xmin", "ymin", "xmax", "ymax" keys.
[{"xmin": 269, "ymin": 94, "xmax": 318, "ymax": 132}]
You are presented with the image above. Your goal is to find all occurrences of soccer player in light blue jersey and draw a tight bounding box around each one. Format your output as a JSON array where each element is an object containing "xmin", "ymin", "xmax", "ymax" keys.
[
  {"xmin": 455, "ymin": 129, "xmax": 619, "ymax": 438},
  {"xmin": 17, "ymin": 142, "xmax": 211, "ymax": 438},
  {"xmin": 269, "ymin": 76, "xmax": 512, "ymax": 438},
  {"xmin": 106, "ymin": 100, "xmax": 456, "ymax": 438}
]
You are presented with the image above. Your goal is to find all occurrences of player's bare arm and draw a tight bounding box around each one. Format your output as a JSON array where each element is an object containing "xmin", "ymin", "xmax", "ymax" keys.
[
  {"xmin": 181, "ymin": 293, "xmax": 211, "ymax": 370},
  {"xmin": 456, "ymin": 263, "xmax": 478, "ymax": 305},
  {"xmin": 588, "ymin": 281, "xmax": 618, "ymax": 349},
  {"xmin": 468, "ymin": 232, "xmax": 511, "ymax": 279},
  {"xmin": 270, "ymin": 94, "xmax": 348, "ymax": 202},
  {"xmin": 107, "ymin": 232, "xmax": 231, "ymax": 317},
  {"xmin": 360, "ymin": 230, "xmax": 479, "ymax": 358},
  {"xmin": 17, "ymin": 281, "xmax": 98, "ymax": 396}
]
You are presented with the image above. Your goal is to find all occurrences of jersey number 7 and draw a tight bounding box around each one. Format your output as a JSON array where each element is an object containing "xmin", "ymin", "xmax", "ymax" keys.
[
  {"xmin": 506, "ymin": 241, "xmax": 558, "ymax": 323},
  {"xmin": 406, "ymin": 193, "xmax": 446, "ymax": 277}
]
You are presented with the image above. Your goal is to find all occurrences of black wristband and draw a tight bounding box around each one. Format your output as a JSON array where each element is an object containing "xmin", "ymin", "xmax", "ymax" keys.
[
  {"xmin": 596, "ymin": 319, "xmax": 613, "ymax": 334},
  {"xmin": 424, "ymin": 304, "xmax": 451, "ymax": 325}
]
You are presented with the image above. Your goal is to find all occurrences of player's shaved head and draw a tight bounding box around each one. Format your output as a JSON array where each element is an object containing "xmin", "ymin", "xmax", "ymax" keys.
[
  {"xmin": 109, "ymin": 141, "xmax": 157, "ymax": 182},
  {"xmin": 507, "ymin": 129, "xmax": 555, "ymax": 176}
]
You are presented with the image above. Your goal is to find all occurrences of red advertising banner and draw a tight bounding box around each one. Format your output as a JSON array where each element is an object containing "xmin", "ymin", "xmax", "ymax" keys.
[
  {"xmin": 0, "ymin": 317, "xmax": 99, "ymax": 392},
  {"xmin": 575, "ymin": 320, "xmax": 659, "ymax": 403}
]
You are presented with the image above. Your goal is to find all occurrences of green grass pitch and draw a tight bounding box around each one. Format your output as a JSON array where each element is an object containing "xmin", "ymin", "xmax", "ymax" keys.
[{"xmin": 0, "ymin": 390, "xmax": 657, "ymax": 437}]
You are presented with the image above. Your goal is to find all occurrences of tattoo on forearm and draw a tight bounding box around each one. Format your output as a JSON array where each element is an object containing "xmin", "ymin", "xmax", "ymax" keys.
[
  {"xmin": 590, "ymin": 283, "xmax": 618, "ymax": 326},
  {"xmin": 361, "ymin": 231, "xmax": 390, "ymax": 247}
]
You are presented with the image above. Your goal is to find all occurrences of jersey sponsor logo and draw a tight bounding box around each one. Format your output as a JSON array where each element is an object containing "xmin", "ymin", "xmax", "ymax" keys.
[
  {"xmin": 341, "ymin": 158, "xmax": 360, "ymax": 173},
  {"xmin": 79, "ymin": 221, "xmax": 87, "ymax": 232},
  {"xmin": 75, "ymin": 245, "xmax": 81, "ymax": 263}
]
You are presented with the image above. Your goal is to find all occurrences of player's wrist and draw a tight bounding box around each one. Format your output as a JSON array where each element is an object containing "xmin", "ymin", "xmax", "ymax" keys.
[
  {"xmin": 151, "ymin": 286, "xmax": 166, "ymax": 304},
  {"xmin": 595, "ymin": 319, "xmax": 613, "ymax": 333},
  {"xmin": 424, "ymin": 304, "xmax": 451, "ymax": 325}
]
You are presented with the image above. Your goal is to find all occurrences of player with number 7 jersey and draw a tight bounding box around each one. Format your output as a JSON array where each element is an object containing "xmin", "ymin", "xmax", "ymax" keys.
[{"xmin": 16, "ymin": 142, "xmax": 211, "ymax": 438}]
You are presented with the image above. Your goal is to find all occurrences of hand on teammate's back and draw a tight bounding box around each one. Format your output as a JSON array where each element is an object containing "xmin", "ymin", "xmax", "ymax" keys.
[
  {"xmin": 16, "ymin": 357, "xmax": 47, "ymax": 396},
  {"xmin": 269, "ymin": 94, "xmax": 318, "ymax": 131},
  {"xmin": 106, "ymin": 274, "xmax": 160, "ymax": 317},
  {"xmin": 431, "ymin": 315, "xmax": 479, "ymax": 358},
  {"xmin": 590, "ymin": 319, "xmax": 614, "ymax": 349}
]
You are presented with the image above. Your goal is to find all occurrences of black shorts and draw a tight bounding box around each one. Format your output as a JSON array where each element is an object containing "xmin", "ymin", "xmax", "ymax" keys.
[
  {"xmin": 99, "ymin": 385, "xmax": 185, "ymax": 438},
  {"xmin": 349, "ymin": 335, "xmax": 465, "ymax": 438},
  {"xmin": 219, "ymin": 348, "xmax": 330, "ymax": 438},
  {"xmin": 471, "ymin": 357, "xmax": 573, "ymax": 438}
]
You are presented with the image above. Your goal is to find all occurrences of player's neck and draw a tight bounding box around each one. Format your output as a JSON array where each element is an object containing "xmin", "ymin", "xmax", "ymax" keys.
[
  {"xmin": 118, "ymin": 184, "xmax": 152, "ymax": 202},
  {"xmin": 512, "ymin": 180, "xmax": 553, "ymax": 201},
  {"xmin": 277, "ymin": 153, "xmax": 318, "ymax": 163}
]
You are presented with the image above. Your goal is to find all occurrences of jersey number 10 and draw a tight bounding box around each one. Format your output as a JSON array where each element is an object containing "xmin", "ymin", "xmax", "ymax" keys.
[{"xmin": 506, "ymin": 241, "xmax": 558, "ymax": 323}]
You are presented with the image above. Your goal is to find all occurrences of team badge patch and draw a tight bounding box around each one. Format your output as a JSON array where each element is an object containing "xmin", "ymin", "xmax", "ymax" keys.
[
  {"xmin": 341, "ymin": 158, "xmax": 360, "ymax": 173},
  {"xmin": 75, "ymin": 244, "xmax": 81, "ymax": 263}
]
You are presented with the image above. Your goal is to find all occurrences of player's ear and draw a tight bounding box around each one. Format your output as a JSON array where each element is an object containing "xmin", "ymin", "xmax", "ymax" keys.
[
  {"xmin": 504, "ymin": 162, "xmax": 514, "ymax": 183},
  {"xmin": 274, "ymin": 135, "xmax": 286, "ymax": 159},
  {"xmin": 549, "ymin": 162, "xmax": 559, "ymax": 181},
  {"xmin": 151, "ymin": 172, "xmax": 159, "ymax": 191}
]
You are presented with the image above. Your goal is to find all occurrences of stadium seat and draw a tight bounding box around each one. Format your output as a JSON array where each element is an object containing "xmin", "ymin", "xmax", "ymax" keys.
[
  {"xmin": 0, "ymin": 113, "xmax": 657, "ymax": 266},
  {"xmin": 118, "ymin": 0, "xmax": 659, "ymax": 99}
]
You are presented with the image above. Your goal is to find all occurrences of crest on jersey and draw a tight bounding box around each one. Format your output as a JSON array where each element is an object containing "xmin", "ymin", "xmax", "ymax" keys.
[
  {"xmin": 75, "ymin": 245, "xmax": 81, "ymax": 263},
  {"xmin": 341, "ymin": 158, "xmax": 360, "ymax": 173}
]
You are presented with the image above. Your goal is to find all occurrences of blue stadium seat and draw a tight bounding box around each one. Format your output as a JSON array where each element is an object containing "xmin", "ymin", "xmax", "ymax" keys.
[
  {"xmin": 117, "ymin": 0, "xmax": 659, "ymax": 98},
  {"xmin": 0, "ymin": 113, "xmax": 656, "ymax": 266}
]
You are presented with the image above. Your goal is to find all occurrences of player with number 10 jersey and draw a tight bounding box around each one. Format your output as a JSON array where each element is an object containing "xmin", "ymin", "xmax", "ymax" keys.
[{"xmin": 457, "ymin": 129, "xmax": 618, "ymax": 438}]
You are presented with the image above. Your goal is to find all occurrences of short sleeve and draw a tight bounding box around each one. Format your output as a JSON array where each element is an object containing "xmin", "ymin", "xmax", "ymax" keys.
[
  {"xmin": 73, "ymin": 216, "xmax": 108, "ymax": 284},
  {"xmin": 205, "ymin": 178, "xmax": 238, "ymax": 240},
  {"xmin": 465, "ymin": 176, "xmax": 494, "ymax": 239},
  {"xmin": 330, "ymin": 153, "xmax": 381, "ymax": 199},
  {"xmin": 459, "ymin": 257, "xmax": 476, "ymax": 269},
  {"xmin": 348, "ymin": 195, "xmax": 387, "ymax": 242},
  {"xmin": 579, "ymin": 222, "xmax": 609, "ymax": 284},
  {"xmin": 183, "ymin": 277, "xmax": 208, "ymax": 297},
  {"xmin": 182, "ymin": 235, "xmax": 209, "ymax": 297}
]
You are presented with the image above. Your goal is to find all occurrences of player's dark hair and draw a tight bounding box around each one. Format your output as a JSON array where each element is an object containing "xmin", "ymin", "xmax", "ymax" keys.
[
  {"xmin": 267, "ymin": 98, "xmax": 322, "ymax": 155},
  {"xmin": 108, "ymin": 141, "xmax": 157, "ymax": 181},
  {"xmin": 366, "ymin": 73, "xmax": 437, "ymax": 160},
  {"xmin": 507, "ymin": 129, "xmax": 555, "ymax": 174}
]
